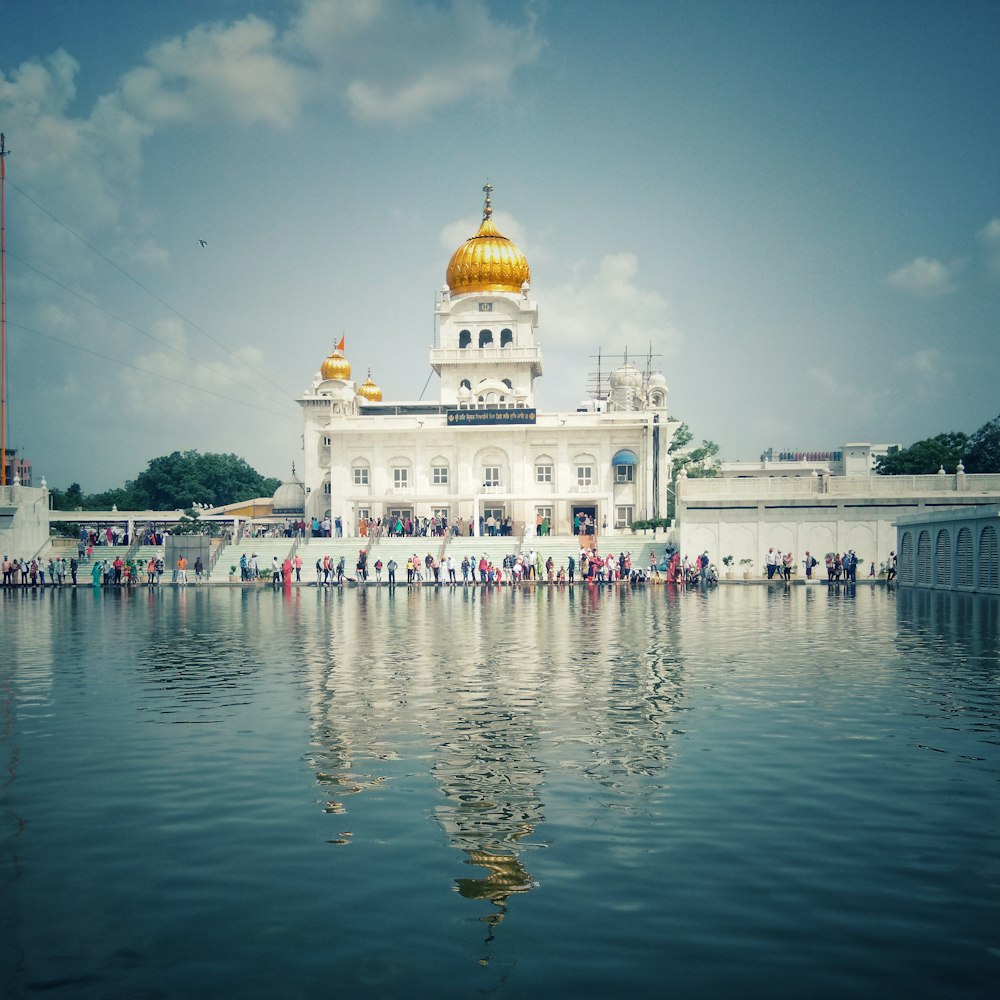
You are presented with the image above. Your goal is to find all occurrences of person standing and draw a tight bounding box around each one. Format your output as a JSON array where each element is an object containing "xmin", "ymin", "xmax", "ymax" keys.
[
  {"xmin": 70, "ymin": 556, "xmax": 79, "ymax": 586},
  {"xmin": 177, "ymin": 555, "xmax": 188, "ymax": 586},
  {"xmin": 386, "ymin": 558, "xmax": 397, "ymax": 587},
  {"xmin": 194, "ymin": 557, "xmax": 203, "ymax": 583},
  {"xmin": 766, "ymin": 547, "xmax": 777, "ymax": 579},
  {"xmin": 886, "ymin": 551, "xmax": 897, "ymax": 584},
  {"xmin": 294, "ymin": 553, "xmax": 302, "ymax": 582}
]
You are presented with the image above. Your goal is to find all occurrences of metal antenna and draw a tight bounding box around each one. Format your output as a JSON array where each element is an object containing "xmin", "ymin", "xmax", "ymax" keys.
[{"xmin": 1, "ymin": 133, "xmax": 10, "ymax": 486}]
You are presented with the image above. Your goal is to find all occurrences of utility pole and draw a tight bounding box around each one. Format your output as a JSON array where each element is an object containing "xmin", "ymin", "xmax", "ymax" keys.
[{"xmin": 1, "ymin": 132, "xmax": 9, "ymax": 486}]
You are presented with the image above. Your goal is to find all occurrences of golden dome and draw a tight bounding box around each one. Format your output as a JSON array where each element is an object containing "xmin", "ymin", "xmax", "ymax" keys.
[
  {"xmin": 357, "ymin": 370, "xmax": 382, "ymax": 402},
  {"xmin": 320, "ymin": 345, "xmax": 351, "ymax": 381},
  {"xmin": 445, "ymin": 183, "xmax": 530, "ymax": 295}
]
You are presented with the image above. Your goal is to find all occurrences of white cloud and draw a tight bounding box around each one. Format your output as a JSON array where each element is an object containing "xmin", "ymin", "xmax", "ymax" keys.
[
  {"xmin": 543, "ymin": 253, "xmax": 683, "ymax": 357},
  {"xmin": 1, "ymin": 0, "xmax": 543, "ymax": 264},
  {"xmin": 979, "ymin": 218, "xmax": 1000, "ymax": 276},
  {"xmin": 892, "ymin": 347, "xmax": 953, "ymax": 400},
  {"xmin": 118, "ymin": 17, "xmax": 306, "ymax": 128},
  {"xmin": 886, "ymin": 256, "xmax": 960, "ymax": 297},
  {"xmin": 287, "ymin": 0, "xmax": 542, "ymax": 124},
  {"xmin": 122, "ymin": 319, "xmax": 272, "ymax": 411}
]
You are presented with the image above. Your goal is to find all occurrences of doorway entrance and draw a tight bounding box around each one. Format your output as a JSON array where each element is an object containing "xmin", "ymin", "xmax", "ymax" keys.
[
  {"xmin": 483, "ymin": 506, "xmax": 505, "ymax": 536},
  {"xmin": 572, "ymin": 505, "xmax": 597, "ymax": 536},
  {"xmin": 387, "ymin": 508, "xmax": 412, "ymax": 535}
]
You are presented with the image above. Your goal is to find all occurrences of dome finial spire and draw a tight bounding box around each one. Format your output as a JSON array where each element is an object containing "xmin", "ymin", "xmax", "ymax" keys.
[{"xmin": 482, "ymin": 180, "xmax": 493, "ymax": 220}]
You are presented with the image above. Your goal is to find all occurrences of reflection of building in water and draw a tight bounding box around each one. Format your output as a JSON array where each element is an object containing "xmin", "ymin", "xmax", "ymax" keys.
[
  {"xmin": 297, "ymin": 587, "xmax": 687, "ymax": 964},
  {"xmin": 430, "ymin": 698, "xmax": 545, "ymax": 951}
]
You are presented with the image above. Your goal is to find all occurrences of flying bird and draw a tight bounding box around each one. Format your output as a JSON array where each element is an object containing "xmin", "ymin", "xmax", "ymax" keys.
[{"xmin": 198, "ymin": 239, "xmax": 207, "ymax": 248}]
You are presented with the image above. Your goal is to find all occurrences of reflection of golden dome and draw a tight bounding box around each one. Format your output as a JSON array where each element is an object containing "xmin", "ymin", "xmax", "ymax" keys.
[
  {"xmin": 320, "ymin": 346, "xmax": 351, "ymax": 381},
  {"xmin": 446, "ymin": 184, "xmax": 530, "ymax": 295},
  {"xmin": 357, "ymin": 370, "xmax": 382, "ymax": 402}
]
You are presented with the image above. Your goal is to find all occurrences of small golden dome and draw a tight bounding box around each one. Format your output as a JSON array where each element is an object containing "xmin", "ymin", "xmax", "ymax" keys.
[
  {"xmin": 358, "ymin": 371, "xmax": 382, "ymax": 402},
  {"xmin": 320, "ymin": 345, "xmax": 351, "ymax": 381},
  {"xmin": 446, "ymin": 183, "xmax": 530, "ymax": 295}
]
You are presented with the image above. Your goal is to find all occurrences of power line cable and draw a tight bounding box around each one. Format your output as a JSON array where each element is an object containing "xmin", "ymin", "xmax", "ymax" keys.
[
  {"xmin": 9, "ymin": 249, "xmax": 297, "ymax": 411},
  {"xmin": 9, "ymin": 320, "xmax": 298, "ymax": 421},
  {"xmin": 7, "ymin": 178, "xmax": 298, "ymax": 399}
]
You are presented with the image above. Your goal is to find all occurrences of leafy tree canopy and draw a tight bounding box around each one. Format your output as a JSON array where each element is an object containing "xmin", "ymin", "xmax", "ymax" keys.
[
  {"xmin": 50, "ymin": 451, "xmax": 280, "ymax": 510},
  {"xmin": 965, "ymin": 414, "xmax": 1000, "ymax": 473},
  {"xmin": 876, "ymin": 433, "xmax": 969, "ymax": 475},
  {"xmin": 670, "ymin": 422, "xmax": 721, "ymax": 480},
  {"xmin": 668, "ymin": 421, "xmax": 720, "ymax": 518}
]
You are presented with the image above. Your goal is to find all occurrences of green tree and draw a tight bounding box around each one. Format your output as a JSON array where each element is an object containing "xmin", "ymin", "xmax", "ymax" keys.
[
  {"xmin": 86, "ymin": 486, "xmax": 134, "ymax": 510},
  {"xmin": 876, "ymin": 433, "xmax": 969, "ymax": 475},
  {"xmin": 667, "ymin": 422, "xmax": 720, "ymax": 518},
  {"xmin": 173, "ymin": 508, "xmax": 212, "ymax": 535},
  {"xmin": 49, "ymin": 451, "xmax": 279, "ymax": 511},
  {"xmin": 670, "ymin": 422, "xmax": 721, "ymax": 479},
  {"xmin": 128, "ymin": 451, "xmax": 280, "ymax": 509},
  {"xmin": 49, "ymin": 481, "xmax": 85, "ymax": 510},
  {"xmin": 964, "ymin": 414, "xmax": 1000, "ymax": 473}
]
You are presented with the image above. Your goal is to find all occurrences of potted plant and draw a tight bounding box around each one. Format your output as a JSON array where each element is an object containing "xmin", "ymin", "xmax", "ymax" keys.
[
  {"xmin": 229, "ymin": 564, "xmax": 237, "ymax": 583},
  {"xmin": 739, "ymin": 557, "xmax": 754, "ymax": 580},
  {"xmin": 722, "ymin": 555, "xmax": 734, "ymax": 579}
]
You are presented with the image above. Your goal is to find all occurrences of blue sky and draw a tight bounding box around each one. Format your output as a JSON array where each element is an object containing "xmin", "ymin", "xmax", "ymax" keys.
[{"xmin": 2, "ymin": 0, "xmax": 998, "ymax": 491}]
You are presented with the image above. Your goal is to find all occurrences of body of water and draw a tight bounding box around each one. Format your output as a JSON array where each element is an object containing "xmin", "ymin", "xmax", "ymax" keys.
[{"xmin": 2, "ymin": 583, "xmax": 998, "ymax": 998}]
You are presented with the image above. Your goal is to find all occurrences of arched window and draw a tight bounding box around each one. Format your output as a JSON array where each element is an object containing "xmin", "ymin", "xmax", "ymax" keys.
[
  {"xmin": 500, "ymin": 328, "xmax": 513, "ymax": 347},
  {"xmin": 979, "ymin": 525, "xmax": 999, "ymax": 590},
  {"xmin": 479, "ymin": 329, "xmax": 494, "ymax": 348},
  {"xmin": 935, "ymin": 529, "xmax": 951, "ymax": 587},
  {"xmin": 460, "ymin": 378, "xmax": 471, "ymax": 390},
  {"xmin": 956, "ymin": 527, "xmax": 973, "ymax": 588},
  {"xmin": 501, "ymin": 378, "xmax": 512, "ymax": 389},
  {"xmin": 459, "ymin": 329, "xmax": 471, "ymax": 349},
  {"xmin": 916, "ymin": 530, "xmax": 931, "ymax": 584},
  {"xmin": 899, "ymin": 531, "xmax": 913, "ymax": 583}
]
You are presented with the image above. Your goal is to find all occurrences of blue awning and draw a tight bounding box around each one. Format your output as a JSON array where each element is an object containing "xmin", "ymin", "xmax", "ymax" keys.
[{"xmin": 611, "ymin": 449, "xmax": 639, "ymax": 466}]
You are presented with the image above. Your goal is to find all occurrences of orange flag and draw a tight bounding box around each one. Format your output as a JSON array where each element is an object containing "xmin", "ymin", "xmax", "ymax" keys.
[{"xmin": 336, "ymin": 336, "xmax": 345, "ymax": 352}]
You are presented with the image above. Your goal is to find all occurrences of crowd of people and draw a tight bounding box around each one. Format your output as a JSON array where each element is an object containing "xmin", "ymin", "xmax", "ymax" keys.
[
  {"xmin": 300, "ymin": 546, "xmax": 705, "ymax": 588},
  {"xmin": 651, "ymin": 550, "xmax": 718, "ymax": 586},
  {"xmin": 2, "ymin": 555, "xmax": 80, "ymax": 587},
  {"xmin": 761, "ymin": 546, "xmax": 894, "ymax": 583},
  {"xmin": 0, "ymin": 553, "xmax": 206, "ymax": 587}
]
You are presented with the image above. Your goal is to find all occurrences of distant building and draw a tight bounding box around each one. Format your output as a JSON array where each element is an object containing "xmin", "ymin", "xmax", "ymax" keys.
[
  {"xmin": 676, "ymin": 464, "xmax": 1000, "ymax": 575},
  {"xmin": 3, "ymin": 447, "xmax": 31, "ymax": 487},
  {"xmin": 717, "ymin": 443, "xmax": 898, "ymax": 480}
]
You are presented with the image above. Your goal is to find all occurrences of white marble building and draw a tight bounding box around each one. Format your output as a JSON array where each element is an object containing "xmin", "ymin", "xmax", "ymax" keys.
[
  {"xmin": 676, "ymin": 467, "xmax": 1000, "ymax": 576},
  {"xmin": 298, "ymin": 186, "xmax": 679, "ymax": 538}
]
